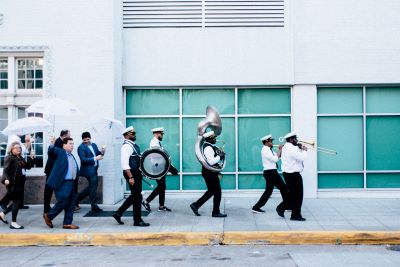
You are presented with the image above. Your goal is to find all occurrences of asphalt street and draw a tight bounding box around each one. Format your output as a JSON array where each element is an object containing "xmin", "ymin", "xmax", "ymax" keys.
[{"xmin": 1, "ymin": 245, "xmax": 400, "ymax": 267}]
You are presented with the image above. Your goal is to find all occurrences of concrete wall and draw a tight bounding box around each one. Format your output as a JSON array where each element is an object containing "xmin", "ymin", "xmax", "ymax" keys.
[
  {"xmin": 0, "ymin": 0, "xmax": 123, "ymax": 204},
  {"xmin": 123, "ymin": 0, "xmax": 400, "ymax": 85}
]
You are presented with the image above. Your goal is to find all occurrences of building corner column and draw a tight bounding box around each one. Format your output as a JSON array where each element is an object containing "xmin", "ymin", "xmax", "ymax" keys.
[{"xmin": 291, "ymin": 84, "xmax": 317, "ymax": 198}]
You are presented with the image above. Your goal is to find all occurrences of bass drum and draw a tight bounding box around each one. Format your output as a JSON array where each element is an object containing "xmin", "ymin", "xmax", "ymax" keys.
[{"xmin": 140, "ymin": 147, "xmax": 171, "ymax": 180}]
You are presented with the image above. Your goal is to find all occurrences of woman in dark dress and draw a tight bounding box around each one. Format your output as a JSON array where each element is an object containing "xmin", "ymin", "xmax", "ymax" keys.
[{"xmin": 0, "ymin": 141, "xmax": 35, "ymax": 229}]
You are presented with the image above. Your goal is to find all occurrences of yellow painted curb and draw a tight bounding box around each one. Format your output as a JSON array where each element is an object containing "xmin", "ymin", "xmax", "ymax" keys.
[
  {"xmin": 0, "ymin": 231, "xmax": 399, "ymax": 246},
  {"xmin": 0, "ymin": 232, "xmax": 222, "ymax": 246},
  {"xmin": 223, "ymin": 231, "xmax": 400, "ymax": 245}
]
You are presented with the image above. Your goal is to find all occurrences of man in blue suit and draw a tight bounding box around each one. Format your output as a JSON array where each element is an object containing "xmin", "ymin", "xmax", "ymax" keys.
[
  {"xmin": 75, "ymin": 132, "xmax": 104, "ymax": 212},
  {"xmin": 43, "ymin": 137, "xmax": 79, "ymax": 229}
]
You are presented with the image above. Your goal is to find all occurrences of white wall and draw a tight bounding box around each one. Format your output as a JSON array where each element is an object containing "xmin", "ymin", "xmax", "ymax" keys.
[
  {"xmin": 123, "ymin": 0, "xmax": 400, "ymax": 86},
  {"xmin": 0, "ymin": 0, "xmax": 123, "ymax": 204},
  {"xmin": 293, "ymin": 0, "xmax": 400, "ymax": 84}
]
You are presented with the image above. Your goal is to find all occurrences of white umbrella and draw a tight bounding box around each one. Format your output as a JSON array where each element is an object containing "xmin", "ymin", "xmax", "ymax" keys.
[
  {"xmin": 1, "ymin": 117, "xmax": 52, "ymax": 136},
  {"xmin": 27, "ymin": 97, "xmax": 81, "ymax": 116},
  {"xmin": 90, "ymin": 118, "xmax": 124, "ymax": 144}
]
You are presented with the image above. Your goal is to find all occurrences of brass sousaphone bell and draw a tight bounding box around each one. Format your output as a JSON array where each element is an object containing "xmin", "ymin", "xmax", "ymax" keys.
[{"xmin": 195, "ymin": 105, "xmax": 226, "ymax": 172}]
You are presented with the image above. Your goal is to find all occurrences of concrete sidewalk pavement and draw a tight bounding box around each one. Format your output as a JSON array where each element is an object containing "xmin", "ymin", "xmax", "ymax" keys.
[{"xmin": 0, "ymin": 197, "xmax": 399, "ymax": 246}]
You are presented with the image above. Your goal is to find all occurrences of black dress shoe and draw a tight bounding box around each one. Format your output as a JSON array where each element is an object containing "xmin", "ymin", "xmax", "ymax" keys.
[
  {"xmin": 290, "ymin": 216, "xmax": 306, "ymax": 221},
  {"xmin": 276, "ymin": 206, "xmax": 285, "ymax": 218},
  {"xmin": 112, "ymin": 213, "xmax": 124, "ymax": 225},
  {"xmin": 19, "ymin": 205, "xmax": 29, "ymax": 209},
  {"xmin": 212, "ymin": 213, "xmax": 227, "ymax": 218},
  {"xmin": 133, "ymin": 221, "xmax": 150, "ymax": 227},
  {"xmin": 91, "ymin": 206, "xmax": 103, "ymax": 212},
  {"xmin": 0, "ymin": 213, "xmax": 8, "ymax": 224},
  {"xmin": 190, "ymin": 203, "xmax": 200, "ymax": 216},
  {"xmin": 142, "ymin": 201, "xmax": 151, "ymax": 212}
]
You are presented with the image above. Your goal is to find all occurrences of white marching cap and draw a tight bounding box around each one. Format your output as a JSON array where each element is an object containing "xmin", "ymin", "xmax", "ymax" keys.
[
  {"xmin": 284, "ymin": 131, "xmax": 297, "ymax": 139},
  {"xmin": 122, "ymin": 126, "xmax": 135, "ymax": 135},
  {"xmin": 260, "ymin": 134, "xmax": 273, "ymax": 142},
  {"xmin": 151, "ymin": 127, "xmax": 164, "ymax": 133},
  {"xmin": 203, "ymin": 130, "xmax": 215, "ymax": 138}
]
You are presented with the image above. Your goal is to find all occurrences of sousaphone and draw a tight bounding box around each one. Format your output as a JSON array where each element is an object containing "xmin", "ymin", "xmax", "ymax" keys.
[{"xmin": 194, "ymin": 105, "xmax": 226, "ymax": 172}]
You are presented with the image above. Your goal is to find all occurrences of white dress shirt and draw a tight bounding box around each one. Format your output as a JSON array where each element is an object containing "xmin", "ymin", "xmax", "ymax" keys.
[
  {"xmin": 204, "ymin": 144, "xmax": 220, "ymax": 166},
  {"xmin": 261, "ymin": 145, "xmax": 279, "ymax": 170},
  {"xmin": 120, "ymin": 139, "xmax": 136, "ymax": 170},
  {"xmin": 281, "ymin": 142, "xmax": 307, "ymax": 173},
  {"xmin": 150, "ymin": 137, "xmax": 161, "ymax": 148}
]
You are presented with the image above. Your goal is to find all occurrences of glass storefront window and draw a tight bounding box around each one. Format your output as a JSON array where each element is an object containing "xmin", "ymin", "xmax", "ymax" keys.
[
  {"xmin": 318, "ymin": 87, "xmax": 363, "ymax": 114},
  {"xmin": 238, "ymin": 88, "xmax": 291, "ymax": 114},
  {"xmin": 126, "ymin": 87, "xmax": 291, "ymax": 191},
  {"xmin": 238, "ymin": 117, "xmax": 290, "ymax": 172},
  {"xmin": 126, "ymin": 89, "xmax": 179, "ymax": 115},
  {"xmin": 317, "ymin": 86, "xmax": 400, "ymax": 190},
  {"xmin": 182, "ymin": 88, "xmax": 234, "ymax": 115},
  {"xmin": 0, "ymin": 59, "xmax": 8, "ymax": 90}
]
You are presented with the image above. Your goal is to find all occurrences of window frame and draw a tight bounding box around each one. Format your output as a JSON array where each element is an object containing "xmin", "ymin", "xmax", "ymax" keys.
[
  {"xmin": 317, "ymin": 85, "xmax": 400, "ymax": 191},
  {"xmin": 124, "ymin": 86, "xmax": 292, "ymax": 192}
]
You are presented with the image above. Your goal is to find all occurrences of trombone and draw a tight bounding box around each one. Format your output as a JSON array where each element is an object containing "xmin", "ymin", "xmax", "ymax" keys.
[{"xmin": 276, "ymin": 138, "xmax": 338, "ymax": 156}]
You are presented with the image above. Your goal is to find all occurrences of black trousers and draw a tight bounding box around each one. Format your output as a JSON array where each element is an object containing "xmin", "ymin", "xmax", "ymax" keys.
[
  {"xmin": 1, "ymin": 177, "xmax": 26, "ymax": 209},
  {"xmin": 253, "ymin": 169, "xmax": 288, "ymax": 210},
  {"xmin": 4, "ymin": 190, "xmax": 23, "ymax": 222},
  {"xmin": 116, "ymin": 170, "xmax": 143, "ymax": 224},
  {"xmin": 43, "ymin": 176, "xmax": 54, "ymax": 213},
  {"xmin": 146, "ymin": 176, "xmax": 166, "ymax": 206},
  {"xmin": 193, "ymin": 167, "xmax": 222, "ymax": 215},
  {"xmin": 282, "ymin": 172, "xmax": 303, "ymax": 218}
]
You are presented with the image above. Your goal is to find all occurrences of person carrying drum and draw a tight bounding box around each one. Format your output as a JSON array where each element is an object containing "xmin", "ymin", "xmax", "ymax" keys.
[
  {"xmin": 142, "ymin": 127, "xmax": 178, "ymax": 212},
  {"xmin": 112, "ymin": 126, "xmax": 150, "ymax": 227}
]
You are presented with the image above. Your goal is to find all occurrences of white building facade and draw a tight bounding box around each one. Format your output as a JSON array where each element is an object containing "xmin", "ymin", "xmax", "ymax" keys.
[{"xmin": 1, "ymin": 0, "xmax": 399, "ymax": 204}]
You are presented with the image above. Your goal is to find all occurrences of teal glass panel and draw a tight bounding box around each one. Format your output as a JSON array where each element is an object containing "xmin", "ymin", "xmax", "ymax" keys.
[
  {"xmin": 318, "ymin": 117, "xmax": 363, "ymax": 171},
  {"xmin": 220, "ymin": 175, "xmax": 236, "ymax": 189},
  {"xmin": 183, "ymin": 175, "xmax": 236, "ymax": 190},
  {"xmin": 126, "ymin": 89, "xmax": 179, "ymax": 115},
  {"xmin": 318, "ymin": 174, "xmax": 364, "ymax": 188},
  {"xmin": 238, "ymin": 117, "xmax": 291, "ymax": 171},
  {"xmin": 238, "ymin": 174, "xmax": 265, "ymax": 189},
  {"xmin": 126, "ymin": 118, "xmax": 180, "ymax": 170},
  {"xmin": 366, "ymin": 87, "xmax": 400, "ymax": 113},
  {"xmin": 238, "ymin": 88, "xmax": 291, "ymax": 114},
  {"xmin": 367, "ymin": 173, "xmax": 400, "ymax": 188},
  {"xmin": 317, "ymin": 87, "xmax": 363, "ymax": 114},
  {"xmin": 182, "ymin": 117, "xmax": 235, "ymax": 172},
  {"xmin": 182, "ymin": 175, "xmax": 207, "ymax": 190},
  {"xmin": 366, "ymin": 116, "xmax": 400, "ymax": 170},
  {"xmin": 142, "ymin": 175, "xmax": 180, "ymax": 190},
  {"xmin": 182, "ymin": 88, "xmax": 234, "ymax": 115}
]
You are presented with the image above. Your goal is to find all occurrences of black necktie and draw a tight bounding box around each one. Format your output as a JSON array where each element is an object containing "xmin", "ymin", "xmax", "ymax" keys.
[{"xmin": 271, "ymin": 147, "xmax": 279, "ymax": 169}]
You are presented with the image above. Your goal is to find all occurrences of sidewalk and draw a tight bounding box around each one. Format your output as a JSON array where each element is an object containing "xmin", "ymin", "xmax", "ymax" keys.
[{"xmin": 0, "ymin": 197, "xmax": 399, "ymax": 246}]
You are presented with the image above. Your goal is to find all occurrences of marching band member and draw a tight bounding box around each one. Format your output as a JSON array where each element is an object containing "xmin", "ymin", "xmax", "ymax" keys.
[
  {"xmin": 190, "ymin": 131, "xmax": 227, "ymax": 218},
  {"xmin": 142, "ymin": 127, "xmax": 178, "ymax": 213},
  {"xmin": 112, "ymin": 126, "xmax": 150, "ymax": 227},
  {"xmin": 252, "ymin": 134, "xmax": 288, "ymax": 218},
  {"xmin": 281, "ymin": 132, "xmax": 307, "ymax": 221}
]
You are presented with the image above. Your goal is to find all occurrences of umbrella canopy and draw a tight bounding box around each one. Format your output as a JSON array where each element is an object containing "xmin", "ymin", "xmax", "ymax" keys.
[
  {"xmin": 1, "ymin": 117, "xmax": 52, "ymax": 136},
  {"xmin": 27, "ymin": 97, "xmax": 81, "ymax": 116},
  {"xmin": 90, "ymin": 118, "xmax": 124, "ymax": 144}
]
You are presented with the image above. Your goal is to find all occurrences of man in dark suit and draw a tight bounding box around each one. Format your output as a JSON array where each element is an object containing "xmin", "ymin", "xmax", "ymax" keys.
[
  {"xmin": 43, "ymin": 129, "xmax": 70, "ymax": 214},
  {"xmin": 43, "ymin": 137, "xmax": 79, "ymax": 229},
  {"xmin": 75, "ymin": 132, "xmax": 104, "ymax": 212}
]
